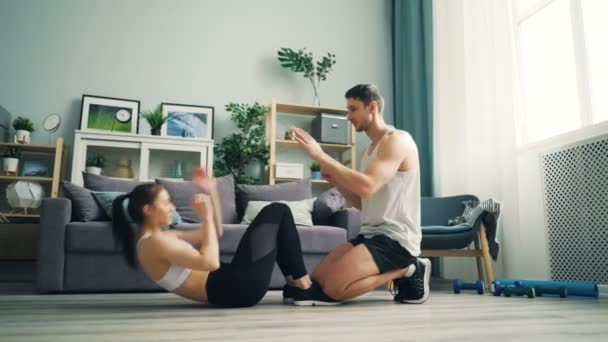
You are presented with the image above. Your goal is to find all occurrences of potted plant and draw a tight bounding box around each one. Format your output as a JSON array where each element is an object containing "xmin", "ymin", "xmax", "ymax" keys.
[
  {"xmin": 277, "ymin": 47, "xmax": 336, "ymax": 106},
  {"xmin": 141, "ymin": 109, "xmax": 167, "ymax": 136},
  {"xmin": 1, "ymin": 147, "xmax": 21, "ymax": 174},
  {"xmin": 310, "ymin": 162, "xmax": 321, "ymax": 180},
  {"xmin": 13, "ymin": 116, "xmax": 35, "ymax": 144},
  {"xmin": 214, "ymin": 102, "xmax": 269, "ymax": 184},
  {"xmin": 86, "ymin": 154, "xmax": 106, "ymax": 175}
]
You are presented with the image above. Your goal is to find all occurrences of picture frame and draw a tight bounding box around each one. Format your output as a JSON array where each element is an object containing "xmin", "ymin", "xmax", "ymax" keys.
[
  {"xmin": 80, "ymin": 95, "xmax": 140, "ymax": 134},
  {"xmin": 19, "ymin": 152, "xmax": 54, "ymax": 177},
  {"xmin": 160, "ymin": 102, "xmax": 214, "ymax": 139}
]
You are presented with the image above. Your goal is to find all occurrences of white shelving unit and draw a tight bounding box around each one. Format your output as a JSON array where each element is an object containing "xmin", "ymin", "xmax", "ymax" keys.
[{"xmin": 71, "ymin": 130, "xmax": 213, "ymax": 185}]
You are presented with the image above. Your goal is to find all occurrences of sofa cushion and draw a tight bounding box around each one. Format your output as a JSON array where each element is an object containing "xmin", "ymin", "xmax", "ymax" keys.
[
  {"xmin": 313, "ymin": 188, "xmax": 345, "ymax": 225},
  {"xmin": 241, "ymin": 198, "xmax": 316, "ymax": 226},
  {"xmin": 173, "ymin": 223, "xmax": 346, "ymax": 254},
  {"xmin": 83, "ymin": 172, "xmax": 143, "ymax": 192},
  {"xmin": 66, "ymin": 222, "xmax": 117, "ymax": 252},
  {"xmin": 422, "ymin": 224, "xmax": 473, "ymax": 235},
  {"xmin": 236, "ymin": 178, "xmax": 312, "ymax": 220},
  {"xmin": 62, "ymin": 181, "xmax": 108, "ymax": 222},
  {"xmin": 156, "ymin": 175, "xmax": 237, "ymax": 224},
  {"xmin": 92, "ymin": 191, "xmax": 183, "ymax": 225}
]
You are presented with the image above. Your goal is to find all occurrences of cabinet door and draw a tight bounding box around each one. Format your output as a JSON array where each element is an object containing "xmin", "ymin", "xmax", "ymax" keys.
[
  {"xmin": 72, "ymin": 140, "xmax": 141, "ymax": 185},
  {"xmin": 141, "ymin": 143, "xmax": 209, "ymax": 181}
]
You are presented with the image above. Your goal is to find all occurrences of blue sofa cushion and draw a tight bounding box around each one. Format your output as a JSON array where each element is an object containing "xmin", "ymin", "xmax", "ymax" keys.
[{"xmin": 422, "ymin": 224, "xmax": 473, "ymax": 235}]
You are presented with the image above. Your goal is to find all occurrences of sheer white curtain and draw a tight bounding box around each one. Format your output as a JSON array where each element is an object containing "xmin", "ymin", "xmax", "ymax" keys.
[{"xmin": 433, "ymin": 0, "xmax": 522, "ymax": 279}]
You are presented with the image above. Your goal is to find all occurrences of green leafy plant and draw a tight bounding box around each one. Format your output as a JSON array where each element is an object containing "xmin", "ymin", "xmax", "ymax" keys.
[
  {"xmin": 310, "ymin": 162, "xmax": 321, "ymax": 172},
  {"xmin": 214, "ymin": 102, "xmax": 269, "ymax": 184},
  {"xmin": 13, "ymin": 116, "xmax": 35, "ymax": 132},
  {"xmin": 141, "ymin": 108, "xmax": 167, "ymax": 134},
  {"xmin": 86, "ymin": 154, "xmax": 107, "ymax": 168},
  {"xmin": 277, "ymin": 47, "xmax": 336, "ymax": 106},
  {"xmin": 1, "ymin": 147, "xmax": 21, "ymax": 159}
]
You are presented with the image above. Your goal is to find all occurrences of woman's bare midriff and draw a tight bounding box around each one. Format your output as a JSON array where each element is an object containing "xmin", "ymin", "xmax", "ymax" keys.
[{"xmin": 172, "ymin": 270, "xmax": 210, "ymax": 302}]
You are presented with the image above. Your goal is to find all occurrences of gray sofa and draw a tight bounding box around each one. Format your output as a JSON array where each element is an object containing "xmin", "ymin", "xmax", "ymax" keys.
[{"xmin": 36, "ymin": 175, "xmax": 361, "ymax": 293}]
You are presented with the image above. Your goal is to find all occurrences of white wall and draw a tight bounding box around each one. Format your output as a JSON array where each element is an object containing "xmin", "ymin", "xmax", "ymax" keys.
[{"xmin": 0, "ymin": 0, "xmax": 393, "ymax": 164}]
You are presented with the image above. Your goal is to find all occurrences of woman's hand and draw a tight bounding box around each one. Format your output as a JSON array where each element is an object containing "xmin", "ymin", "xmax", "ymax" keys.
[
  {"xmin": 191, "ymin": 193, "xmax": 212, "ymax": 219},
  {"xmin": 192, "ymin": 167, "xmax": 216, "ymax": 193}
]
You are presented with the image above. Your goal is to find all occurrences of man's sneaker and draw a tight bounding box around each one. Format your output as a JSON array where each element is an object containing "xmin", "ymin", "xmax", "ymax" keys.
[
  {"xmin": 282, "ymin": 284, "xmax": 298, "ymax": 304},
  {"xmin": 392, "ymin": 258, "xmax": 431, "ymax": 304},
  {"xmin": 293, "ymin": 281, "xmax": 342, "ymax": 306}
]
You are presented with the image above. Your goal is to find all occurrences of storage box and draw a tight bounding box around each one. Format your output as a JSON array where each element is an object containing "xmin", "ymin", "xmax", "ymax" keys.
[
  {"xmin": 275, "ymin": 162, "xmax": 304, "ymax": 179},
  {"xmin": 312, "ymin": 113, "xmax": 350, "ymax": 145}
]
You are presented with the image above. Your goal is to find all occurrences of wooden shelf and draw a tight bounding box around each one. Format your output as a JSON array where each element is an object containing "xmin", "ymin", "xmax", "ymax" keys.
[
  {"xmin": 275, "ymin": 177, "xmax": 329, "ymax": 184},
  {"xmin": 0, "ymin": 176, "xmax": 53, "ymax": 182},
  {"xmin": 276, "ymin": 139, "xmax": 353, "ymax": 152},
  {"xmin": 276, "ymin": 102, "xmax": 347, "ymax": 116},
  {"xmin": 0, "ymin": 213, "xmax": 40, "ymax": 218},
  {"xmin": 0, "ymin": 142, "xmax": 58, "ymax": 152}
]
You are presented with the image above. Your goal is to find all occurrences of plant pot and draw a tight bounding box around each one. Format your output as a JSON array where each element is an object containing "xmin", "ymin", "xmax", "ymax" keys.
[
  {"xmin": 3, "ymin": 158, "xmax": 19, "ymax": 173},
  {"xmin": 311, "ymin": 171, "xmax": 321, "ymax": 180},
  {"xmin": 151, "ymin": 128, "xmax": 161, "ymax": 136},
  {"xmin": 245, "ymin": 159, "xmax": 264, "ymax": 181},
  {"xmin": 86, "ymin": 166, "xmax": 102, "ymax": 175},
  {"xmin": 15, "ymin": 130, "xmax": 31, "ymax": 144}
]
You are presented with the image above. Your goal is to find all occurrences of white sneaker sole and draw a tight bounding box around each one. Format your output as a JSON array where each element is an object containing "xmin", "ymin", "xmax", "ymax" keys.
[{"xmin": 399, "ymin": 258, "xmax": 431, "ymax": 304}]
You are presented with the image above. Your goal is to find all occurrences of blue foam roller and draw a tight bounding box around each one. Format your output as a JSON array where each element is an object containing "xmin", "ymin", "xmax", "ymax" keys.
[{"xmin": 493, "ymin": 278, "xmax": 598, "ymax": 298}]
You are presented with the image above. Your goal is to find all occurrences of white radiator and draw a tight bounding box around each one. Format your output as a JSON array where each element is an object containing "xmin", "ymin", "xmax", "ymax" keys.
[{"xmin": 541, "ymin": 134, "xmax": 608, "ymax": 284}]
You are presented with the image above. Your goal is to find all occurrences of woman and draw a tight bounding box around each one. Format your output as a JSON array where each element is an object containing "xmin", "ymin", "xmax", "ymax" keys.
[{"xmin": 111, "ymin": 167, "xmax": 324, "ymax": 307}]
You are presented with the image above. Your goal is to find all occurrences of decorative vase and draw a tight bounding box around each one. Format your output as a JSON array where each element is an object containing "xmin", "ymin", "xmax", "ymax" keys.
[
  {"xmin": 113, "ymin": 159, "xmax": 134, "ymax": 178},
  {"xmin": 3, "ymin": 158, "xmax": 19, "ymax": 173},
  {"xmin": 151, "ymin": 128, "xmax": 161, "ymax": 136},
  {"xmin": 85, "ymin": 166, "xmax": 102, "ymax": 175},
  {"xmin": 172, "ymin": 160, "xmax": 183, "ymax": 179},
  {"xmin": 6, "ymin": 181, "xmax": 44, "ymax": 214},
  {"xmin": 311, "ymin": 171, "xmax": 321, "ymax": 180},
  {"xmin": 14, "ymin": 130, "xmax": 31, "ymax": 144}
]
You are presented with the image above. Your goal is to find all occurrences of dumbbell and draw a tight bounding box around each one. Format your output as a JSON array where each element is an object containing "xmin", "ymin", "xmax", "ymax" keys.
[
  {"xmin": 491, "ymin": 280, "xmax": 508, "ymax": 296},
  {"xmin": 534, "ymin": 286, "xmax": 567, "ymax": 298},
  {"xmin": 503, "ymin": 285, "xmax": 535, "ymax": 298},
  {"xmin": 453, "ymin": 279, "xmax": 485, "ymax": 295}
]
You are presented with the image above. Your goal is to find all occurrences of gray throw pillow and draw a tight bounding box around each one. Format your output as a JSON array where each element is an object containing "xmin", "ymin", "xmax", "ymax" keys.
[
  {"xmin": 62, "ymin": 181, "xmax": 108, "ymax": 222},
  {"xmin": 82, "ymin": 172, "xmax": 143, "ymax": 192},
  {"xmin": 236, "ymin": 178, "xmax": 312, "ymax": 221},
  {"xmin": 155, "ymin": 175, "xmax": 237, "ymax": 224},
  {"xmin": 313, "ymin": 188, "xmax": 346, "ymax": 225}
]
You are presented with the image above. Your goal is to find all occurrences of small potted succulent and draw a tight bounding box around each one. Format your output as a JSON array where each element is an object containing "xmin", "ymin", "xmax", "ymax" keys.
[
  {"xmin": 13, "ymin": 116, "xmax": 35, "ymax": 144},
  {"xmin": 86, "ymin": 154, "xmax": 106, "ymax": 175},
  {"xmin": 141, "ymin": 108, "xmax": 167, "ymax": 136},
  {"xmin": 1, "ymin": 147, "xmax": 21, "ymax": 174},
  {"xmin": 310, "ymin": 162, "xmax": 321, "ymax": 180}
]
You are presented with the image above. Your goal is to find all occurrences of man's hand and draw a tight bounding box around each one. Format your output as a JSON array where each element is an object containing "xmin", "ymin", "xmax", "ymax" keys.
[{"xmin": 291, "ymin": 128, "xmax": 325, "ymax": 161}]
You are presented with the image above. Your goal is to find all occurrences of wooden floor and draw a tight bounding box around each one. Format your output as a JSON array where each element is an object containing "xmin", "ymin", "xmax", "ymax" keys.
[{"xmin": 1, "ymin": 287, "xmax": 607, "ymax": 342}]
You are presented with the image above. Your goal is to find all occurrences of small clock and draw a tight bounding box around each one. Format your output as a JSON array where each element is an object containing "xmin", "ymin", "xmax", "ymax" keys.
[
  {"xmin": 43, "ymin": 113, "xmax": 61, "ymax": 133},
  {"xmin": 115, "ymin": 109, "xmax": 132, "ymax": 123}
]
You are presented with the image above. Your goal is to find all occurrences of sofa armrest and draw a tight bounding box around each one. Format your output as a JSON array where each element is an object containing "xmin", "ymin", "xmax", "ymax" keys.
[
  {"xmin": 37, "ymin": 198, "xmax": 72, "ymax": 293},
  {"xmin": 329, "ymin": 208, "xmax": 361, "ymax": 240}
]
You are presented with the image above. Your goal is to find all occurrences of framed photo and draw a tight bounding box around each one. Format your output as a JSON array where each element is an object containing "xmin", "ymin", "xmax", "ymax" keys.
[
  {"xmin": 160, "ymin": 103, "xmax": 214, "ymax": 139},
  {"xmin": 80, "ymin": 95, "xmax": 140, "ymax": 134},
  {"xmin": 20, "ymin": 152, "xmax": 54, "ymax": 177}
]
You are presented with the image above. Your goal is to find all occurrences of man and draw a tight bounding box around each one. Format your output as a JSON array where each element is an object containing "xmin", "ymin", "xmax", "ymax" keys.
[{"xmin": 290, "ymin": 84, "xmax": 430, "ymax": 305}]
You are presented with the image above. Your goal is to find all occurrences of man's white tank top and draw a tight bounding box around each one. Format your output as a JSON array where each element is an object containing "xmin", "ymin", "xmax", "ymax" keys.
[{"xmin": 359, "ymin": 129, "xmax": 421, "ymax": 256}]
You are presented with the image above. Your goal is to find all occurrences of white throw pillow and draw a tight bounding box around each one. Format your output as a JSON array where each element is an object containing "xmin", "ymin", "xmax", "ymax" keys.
[{"xmin": 241, "ymin": 198, "xmax": 317, "ymax": 226}]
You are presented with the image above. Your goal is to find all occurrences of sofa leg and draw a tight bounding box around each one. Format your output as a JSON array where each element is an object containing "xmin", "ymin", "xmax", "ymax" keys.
[{"xmin": 479, "ymin": 223, "xmax": 495, "ymax": 286}]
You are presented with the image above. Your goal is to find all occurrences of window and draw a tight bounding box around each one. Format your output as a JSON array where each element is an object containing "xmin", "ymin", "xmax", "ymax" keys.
[{"xmin": 514, "ymin": 0, "xmax": 607, "ymax": 144}]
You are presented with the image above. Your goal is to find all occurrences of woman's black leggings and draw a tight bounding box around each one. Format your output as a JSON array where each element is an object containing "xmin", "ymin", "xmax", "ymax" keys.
[{"xmin": 205, "ymin": 202, "xmax": 308, "ymax": 307}]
